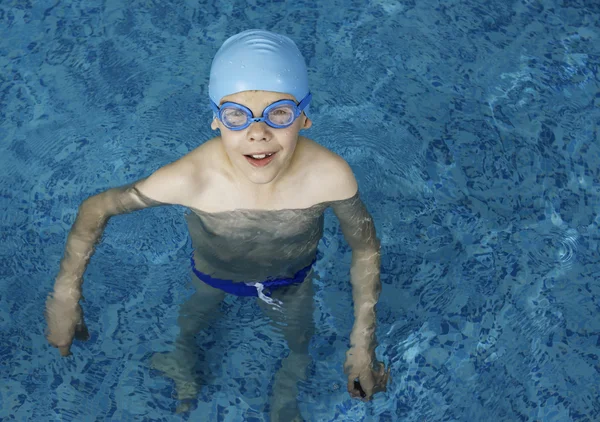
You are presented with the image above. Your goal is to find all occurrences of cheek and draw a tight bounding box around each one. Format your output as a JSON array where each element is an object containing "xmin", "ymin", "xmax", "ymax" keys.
[
  {"xmin": 281, "ymin": 136, "xmax": 299, "ymax": 152},
  {"xmin": 282, "ymin": 121, "xmax": 303, "ymax": 138},
  {"xmin": 279, "ymin": 131, "xmax": 296, "ymax": 144},
  {"xmin": 220, "ymin": 136, "xmax": 243, "ymax": 154}
]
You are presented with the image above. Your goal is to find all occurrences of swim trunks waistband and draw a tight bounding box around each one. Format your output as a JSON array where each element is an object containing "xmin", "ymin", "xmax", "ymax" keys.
[{"xmin": 190, "ymin": 254, "xmax": 315, "ymax": 297}]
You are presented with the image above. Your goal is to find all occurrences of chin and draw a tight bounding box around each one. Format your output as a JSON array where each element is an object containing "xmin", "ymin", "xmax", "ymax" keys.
[
  {"xmin": 246, "ymin": 173, "xmax": 278, "ymax": 185},
  {"xmin": 236, "ymin": 157, "xmax": 285, "ymax": 185}
]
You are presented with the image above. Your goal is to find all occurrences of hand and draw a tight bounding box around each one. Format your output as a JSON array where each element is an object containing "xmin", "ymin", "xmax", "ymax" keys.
[
  {"xmin": 344, "ymin": 348, "xmax": 390, "ymax": 401},
  {"xmin": 45, "ymin": 297, "xmax": 90, "ymax": 356}
]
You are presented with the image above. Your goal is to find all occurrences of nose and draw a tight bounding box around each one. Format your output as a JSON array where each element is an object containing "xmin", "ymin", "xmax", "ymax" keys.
[{"xmin": 247, "ymin": 121, "xmax": 271, "ymax": 142}]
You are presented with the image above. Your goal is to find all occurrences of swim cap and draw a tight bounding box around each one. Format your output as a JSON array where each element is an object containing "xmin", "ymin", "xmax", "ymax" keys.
[{"xmin": 209, "ymin": 29, "xmax": 310, "ymax": 112}]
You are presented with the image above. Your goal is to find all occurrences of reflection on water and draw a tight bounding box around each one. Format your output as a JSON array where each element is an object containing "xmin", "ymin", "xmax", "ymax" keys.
[{"xmin": 1, "ymin": 0, "xmax": 599, "ymax": 421}]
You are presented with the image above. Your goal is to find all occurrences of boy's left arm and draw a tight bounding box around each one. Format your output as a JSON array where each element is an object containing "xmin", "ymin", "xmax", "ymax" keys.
[{"xmin": 330, "ymin": 191, "xmax": 390, "ymax": 400}]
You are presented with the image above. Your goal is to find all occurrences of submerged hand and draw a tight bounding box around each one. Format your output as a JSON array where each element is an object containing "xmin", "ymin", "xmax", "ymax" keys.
[
  {"xmin": 344, "ymin": 349, "xmax": 390, "ymax": 401},
  {"xmin": 45, "ymin": 297, "xmax": 90, "ymax": 356}
]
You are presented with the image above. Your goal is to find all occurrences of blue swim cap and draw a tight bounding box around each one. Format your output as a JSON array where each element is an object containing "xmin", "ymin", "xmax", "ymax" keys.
[{"xmin": 209, "ymin": 30, "xmax": 310, "ymax": 111}]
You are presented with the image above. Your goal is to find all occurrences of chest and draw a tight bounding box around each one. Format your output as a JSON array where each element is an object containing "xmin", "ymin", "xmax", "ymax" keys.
[
  {"xmin": 193, "ymin": 185, "xmax": 323, "ymax": 214},
  {"xmin": 186, "ymin": 159, "xmax": 326, "ymax": 213},
  {"xmin": 191, "ymin": 207, "xmax": 325, "ymax": 242}
]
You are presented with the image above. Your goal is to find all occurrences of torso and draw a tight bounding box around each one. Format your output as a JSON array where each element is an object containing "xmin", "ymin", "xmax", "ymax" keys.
[{"xmin": 138, "ymin": 135, "xmax": 357, "ymax": 282}]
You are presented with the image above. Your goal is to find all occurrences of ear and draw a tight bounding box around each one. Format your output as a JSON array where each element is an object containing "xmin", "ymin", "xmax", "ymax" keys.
[
  {"xmin": 211, "ymin": 118, "xmax": 219, "ymax": 130},
  {"xmin": 301, "ymin": 115, "xmax": 312, "ymax": 130}
]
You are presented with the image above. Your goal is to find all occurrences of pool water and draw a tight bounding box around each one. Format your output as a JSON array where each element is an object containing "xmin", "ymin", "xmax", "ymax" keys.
[{"xmin": 1, "ymin": 0, "xmax": 599, "ymax": 421}]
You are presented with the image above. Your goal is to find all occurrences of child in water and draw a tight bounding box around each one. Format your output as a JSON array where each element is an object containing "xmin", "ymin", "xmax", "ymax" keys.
[{"xmin": 45, "ymin": 29, "xmax": 389, "ymax": 419}]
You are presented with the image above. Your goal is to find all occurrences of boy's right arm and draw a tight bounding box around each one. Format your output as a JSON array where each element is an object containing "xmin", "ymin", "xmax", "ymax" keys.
[
  {"xmin": 46, "ymin": 154, "xmax": 201, "ymax": 356},
  {"xmin": 46, "ymin": 183, "xmax": 164, "ymax": 356}
]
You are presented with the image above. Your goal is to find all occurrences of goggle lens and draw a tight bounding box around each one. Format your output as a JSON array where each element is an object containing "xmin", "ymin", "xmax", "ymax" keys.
[
  {"xmin": 221, "ymin": 107, "xmax": 248, "ymax": 128},
  {"xmin": 266, "ymin": 105, "xmax": 295, "ymax": 126}
]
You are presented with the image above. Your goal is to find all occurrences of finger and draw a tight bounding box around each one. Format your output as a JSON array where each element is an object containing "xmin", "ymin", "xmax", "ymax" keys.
[
  {"xmin": 383, "ymin": 365, "xmax": 391, "ymax": 385},
  {"xmin": 353, "ymin": 379, "xmax": 367, "ymax": 399},
  {"xmin": 348, "ymin": 376, "xmax": 372, "ymax": 401},
  {"xmin": 372, "ymin": 365, "xmax": 391, "ymax": 394},
  {"xmin": 74, "ymin": 319, "xmax": 90, "ymax": 341},
  {"xmin": 358, "ymin": 371, "xmax": 377, "ymax": 400},
  {"xmin": 347, "ymin": 375, "xmax": 362, "ymax": 398},
  {"xmin": 58, "ymin": 345, "xmax": 72, "ymax": 357}
]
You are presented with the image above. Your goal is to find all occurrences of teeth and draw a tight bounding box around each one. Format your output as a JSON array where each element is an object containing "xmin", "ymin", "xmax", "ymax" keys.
[{"xmin": 250, "ymin": 153, "xmax": 273, "ymax": 159}]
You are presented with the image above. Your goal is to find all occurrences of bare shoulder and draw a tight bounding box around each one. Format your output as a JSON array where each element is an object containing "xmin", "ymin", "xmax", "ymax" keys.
[
  {"xmin": 135, "ymin": 138, "xmax": 221, "ymax": 206},
  {"xmin": 296, "ymin": 137, "xmax": 358, "ymax": 203}
]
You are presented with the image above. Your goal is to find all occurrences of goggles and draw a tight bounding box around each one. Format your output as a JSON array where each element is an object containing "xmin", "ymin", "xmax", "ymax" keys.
[{"xmin": 210, "ymin": 92, "xmax": 312, "ymax": 131}]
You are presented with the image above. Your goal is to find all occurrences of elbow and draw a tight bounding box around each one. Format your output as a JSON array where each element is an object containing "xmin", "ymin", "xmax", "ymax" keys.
[
  {"xmin": 352, "ymin": 237, "xmax": 380, "ymax": 257},
  {"xmin": 79, "ymin": 193, "xmax": 101, "ymax": 212},
  {"xmin": 351, "ymin": 246, "xmax": 381, "ymax": 270},
  {"xmin": 79, "ymin": 189, "xmax": 120, "ymax": 218},
  {"xmin": 72, "ymin": 194, "xmax": 112, "ymax": 232},
  {"xmin": 355, "ymin": 247, "xmax": 380, "ymax": 261},
  {"xmin": 78, "ymin": 196, "xmax": 103, "ymax": 219}
]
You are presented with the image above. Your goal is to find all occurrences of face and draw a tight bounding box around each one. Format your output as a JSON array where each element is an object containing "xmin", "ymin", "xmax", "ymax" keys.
[{"xmin": 211, "ymin": 90, "xmax": 312, "ymax": 186}]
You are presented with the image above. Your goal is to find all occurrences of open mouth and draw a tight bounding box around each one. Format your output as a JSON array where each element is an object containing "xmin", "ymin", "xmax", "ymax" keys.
[{"xmin": 244, "ymin": 152, "xmax": 277, "ymax": 167}]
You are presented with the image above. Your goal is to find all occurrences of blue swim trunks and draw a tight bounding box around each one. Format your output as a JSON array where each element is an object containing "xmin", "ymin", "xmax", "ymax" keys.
[{"xmin": 191, "ymin": 254, "xmax": 315, "ymax": 297}]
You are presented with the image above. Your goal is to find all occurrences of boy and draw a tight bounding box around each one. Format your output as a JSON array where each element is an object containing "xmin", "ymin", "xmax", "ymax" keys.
[{"xmin": 45, "ymin": 29, "xmax": 389, "ymax": 419}]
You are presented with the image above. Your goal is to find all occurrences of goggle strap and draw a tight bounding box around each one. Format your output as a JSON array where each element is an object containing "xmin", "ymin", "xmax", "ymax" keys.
[
  {"xmin": 210, "ymin": 100, "xmax": 220, "ymax": 116},
  {"xmin": 296, "ymin": 92, "xmax": 312, "ymax": 116}
]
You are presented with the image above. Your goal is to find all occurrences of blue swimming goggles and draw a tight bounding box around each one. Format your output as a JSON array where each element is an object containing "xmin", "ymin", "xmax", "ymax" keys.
[{"xmin": 210, "ymin": 92, "xmax": 312, "ymax": 131}]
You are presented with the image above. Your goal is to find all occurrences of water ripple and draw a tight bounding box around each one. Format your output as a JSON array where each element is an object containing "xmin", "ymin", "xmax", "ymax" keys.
[{"xmin": 518, "ymin": 227, "xmax": 579, "ymax": 271}]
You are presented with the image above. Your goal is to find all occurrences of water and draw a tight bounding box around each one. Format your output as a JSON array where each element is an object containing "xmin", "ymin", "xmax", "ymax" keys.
[{"xmin": 1, "ymin": 0, "xmax": 599, "ymax": 421}]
